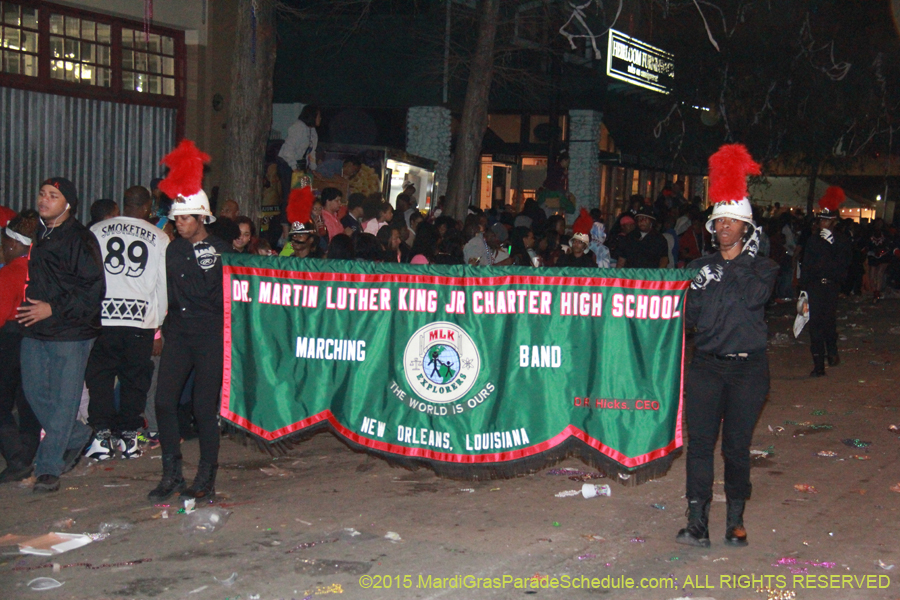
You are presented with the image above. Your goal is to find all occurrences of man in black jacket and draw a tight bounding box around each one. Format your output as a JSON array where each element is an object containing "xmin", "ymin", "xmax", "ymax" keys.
[
  {"xmin": 615, "ymin": 208, "xmax": 669, "ymax": 269},
  {"xmin": 16, "ymin": 177, "xmax": 105, "ymax": 493}
]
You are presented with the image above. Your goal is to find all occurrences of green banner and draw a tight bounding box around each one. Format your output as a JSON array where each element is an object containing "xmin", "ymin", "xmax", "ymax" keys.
[{"xmin": 221, "ymin": 255, "xmax": 694, "ymax": 479}]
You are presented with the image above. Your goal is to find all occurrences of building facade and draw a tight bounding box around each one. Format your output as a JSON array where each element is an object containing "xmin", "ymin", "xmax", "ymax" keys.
[{"xmin": 0, "ymin": 0, "xmax": 236, "ymax": 220}]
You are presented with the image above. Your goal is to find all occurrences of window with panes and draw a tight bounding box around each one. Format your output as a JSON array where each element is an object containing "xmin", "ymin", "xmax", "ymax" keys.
[
  {"xmin": 121, "ymin": 28, "xmax": 176, "ymax": 96},
  {"xmin": 1, "ymin": 1, "xmax": 38, "ymax": 77},
  {"xmin": 49, "ymin": 12, "xmax": 111, "ymax": 87},
  {"xmin": 0, "ymin": 1, "xmax": 183, "ymax": 101}
]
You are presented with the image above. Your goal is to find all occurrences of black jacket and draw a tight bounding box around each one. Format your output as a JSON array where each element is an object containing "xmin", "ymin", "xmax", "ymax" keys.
[
  {"xmin": 800, "ymin": 231, "xmax": 851, "ymax": 288},
  {"xmin": 686, "ymin": 252, "xmax": 779, "ymax": 355},
  {"xmin": 21, "ymin": 217, "xmax": 105, "ymax": 341},
  {"xmin": 556, "ymin": 252, "xmax": 597, "ymax": 268},
  {"xmin": 164, "ymin": 235, "xmax": 231, "ymax": 336},
  {"xmin": 618, "ymin": 230, "xmax": 669, "ymax": 268}
]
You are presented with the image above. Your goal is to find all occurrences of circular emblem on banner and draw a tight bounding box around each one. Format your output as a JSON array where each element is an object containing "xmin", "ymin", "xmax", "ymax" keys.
[{"xmin": 403, "ymin": 322, "xmax": 480, "ymax": 404}]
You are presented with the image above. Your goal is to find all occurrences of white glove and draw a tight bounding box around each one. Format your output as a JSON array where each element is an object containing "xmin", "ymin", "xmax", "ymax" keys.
[
  {"xmin": 691, "ymin": 264, "xmax": 724, "ymax": 290},
  {"xmin": 741, "ymin": 227, "xmax": 761, "ymax": 257},
  {"xmin": 820, "ymin": 229, "xmax": 834, "ymax": 244}
]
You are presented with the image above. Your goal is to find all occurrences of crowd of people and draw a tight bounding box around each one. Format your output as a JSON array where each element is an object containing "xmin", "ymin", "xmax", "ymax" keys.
[{"xmin": 204, "ymin": 181, "xmax": 900, "ymax": 315}]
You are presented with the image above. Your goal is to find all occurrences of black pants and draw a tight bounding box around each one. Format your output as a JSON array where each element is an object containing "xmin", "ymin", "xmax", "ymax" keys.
[
  {"xmin": 276, "ymin": 157, "xmax": 293, "ymax": 206},
  {"xmin": 807, "ymin": 280, "xmax": 839, "ymax": 360},
  {"xmin": 684, "ymin": 352, "xmax": 769, "ymax": 501},
  {"xmin": 0, "ymin": 327, "xmax": 41, "ymax": 467},
  {"xmin": 155, "ymin": 331, "xmax": 223, "ymax": 464},
  {"xmin": 85, "ymin": 327, "xmax": 155, "ymax": 432}
]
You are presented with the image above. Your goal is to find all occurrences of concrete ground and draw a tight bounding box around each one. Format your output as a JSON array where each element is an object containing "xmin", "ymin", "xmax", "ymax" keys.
[{"xmin": 1, "ymin": 296, "xmax": 898, "ymax": 600}]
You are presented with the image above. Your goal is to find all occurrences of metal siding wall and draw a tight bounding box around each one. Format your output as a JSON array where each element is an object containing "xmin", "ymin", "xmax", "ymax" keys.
[{"xmin": 0, "ymin": 87, "xmax": 175, "ymax": 222}]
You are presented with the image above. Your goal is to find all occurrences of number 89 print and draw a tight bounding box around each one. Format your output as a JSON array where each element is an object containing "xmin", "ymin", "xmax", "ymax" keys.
[{"xmin": 103, "ymin": 236, "xmax": 149, "ymax": 278}]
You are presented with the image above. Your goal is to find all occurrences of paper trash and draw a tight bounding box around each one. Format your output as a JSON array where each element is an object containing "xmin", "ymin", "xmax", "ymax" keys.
[{"xmin": 19, "ymin": 533, "xmax": 93, "ymax": 556}]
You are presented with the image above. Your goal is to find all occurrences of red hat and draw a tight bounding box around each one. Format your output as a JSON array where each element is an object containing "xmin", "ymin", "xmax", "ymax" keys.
[
  {"xmin": 159, "ymin": 140, "xmax": 214, "ymax": 223},
  {"xmin": 706, "ymin": 144, "xmax": 761, "ymax": 233},
  {"xmin": 572, "ymin": 208, "xmax": 593, "ymax": 235},
  {"xmin": 286, "ymin": 186, "xmax": 314, "ymax": 224},
  {"xmin": 817, "ymin": 186, "xmax": 845, "ymax": 218},
  {"xmin": 0, "ymin": 206, "xmax": 16, "ymax": 228}
]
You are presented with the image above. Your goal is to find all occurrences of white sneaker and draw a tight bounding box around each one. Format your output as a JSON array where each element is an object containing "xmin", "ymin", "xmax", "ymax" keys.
[
  {"xmin": 117, "ymin": 431, "xmax": 143, "ymax": 459},
  {"xmin": 84, "ymin": 429, "xmax": 116, "ymax": 460}
]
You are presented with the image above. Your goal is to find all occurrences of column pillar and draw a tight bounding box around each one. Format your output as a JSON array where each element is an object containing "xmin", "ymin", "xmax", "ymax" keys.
[
  {"xmin": 567, "ymin": 109, "xmax": 603, "ymax": 218},
  {"xmin": 406, "ymin": 106, "xmax": 452, "ymax": 207}
]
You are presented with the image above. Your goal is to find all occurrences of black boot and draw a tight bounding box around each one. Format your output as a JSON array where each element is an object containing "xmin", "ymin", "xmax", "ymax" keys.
[
  {"xmin": 724, "ymin": 498, "xmax": 748, "ymax": 546},
  {"xmin": 180, "ymin": 461, "xmax": 217, "ymax": 501},
  {"xmin": 147, "ymin": 454, "xmax": 185, "ymax": 501},
  {"xmin": 827, "ymin": 353, "xmax": 840, "ymax": 367},
  {"xmin": 0, "ymin": 426, "xmax": 33, "ymax": 483},
  {"xmin": 810, "ymin": 354, "xmax": 826, "ymax": 377},
  {"xmin": 675, "ymin": 498, "xmax": 711, "ymax": 548},
  {"xmin": 0, "ymin": 462, "xmax": 33, "ymax": 483}
]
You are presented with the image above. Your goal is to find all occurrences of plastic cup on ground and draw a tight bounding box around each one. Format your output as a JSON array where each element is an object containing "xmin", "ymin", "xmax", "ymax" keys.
[{"xmin": 582, "ymin": 483, "xmax": 611, "ymax": 498}]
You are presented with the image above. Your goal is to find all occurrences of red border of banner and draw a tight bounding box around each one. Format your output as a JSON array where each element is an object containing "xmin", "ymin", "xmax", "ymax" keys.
[
  {"xmin": 223, "ymin": 266, "xmax": 692, "ymax": 291},
  {"xmin": 220, "ymin": 408, "xmax": 681, "ymax": 468},
  {"xmin": 220, "ymin": 266, "xmax": 687, "ymax": 468}
]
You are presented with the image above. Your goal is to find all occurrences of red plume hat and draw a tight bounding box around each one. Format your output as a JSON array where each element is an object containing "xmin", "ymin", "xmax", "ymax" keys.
[
  {"xmin": 572, "ymin": 208, "xmax": 593, "ymax": 235},
  {"xmin": 159, "ymin": 140, "xmax": 214, "ymax": 223},
  {"xmin": 817, "ymin": 186, "xmax": 844, "ymax": 218},
  {"xmin": 705, "ymin": 144, "xmax": 760, "ymax": 233},
  {"xmin": 286, "ymin": 186, "xmax": 314, "ymax": 225}
]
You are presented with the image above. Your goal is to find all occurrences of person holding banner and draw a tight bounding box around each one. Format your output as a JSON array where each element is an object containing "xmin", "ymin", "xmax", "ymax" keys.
[{"xmin": 677, "ymin": 144, "xmax": 778, "ymax": 549}]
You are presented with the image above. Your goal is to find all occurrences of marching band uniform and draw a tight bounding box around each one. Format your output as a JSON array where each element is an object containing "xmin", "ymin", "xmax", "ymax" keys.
[
  {"xmin": 677, "ymin": 145, "xmax": 778, "ymax": 548},
  {"xmin": 800, "ymin": 187, "xmax": 851, "ymax": 377}
]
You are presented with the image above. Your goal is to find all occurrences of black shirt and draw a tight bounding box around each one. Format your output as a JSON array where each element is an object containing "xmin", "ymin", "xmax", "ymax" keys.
[
  {"xmin": 686, "ymin": 252, "xmax": 779, "ymax": 355},
  {"xmin": 164, "ymin": 235, "xmax": 231, "ymax": 336},
  {"xmin": 555, "ymin": 252, "xmax": 597, "ymax": 268},
  {"xmin": 618, "ymin": 230, "xmax": 668, "ymax": 268},
  {"xmin": 341, "ymin": 213, "xmax": 361, "ymax": 235}
]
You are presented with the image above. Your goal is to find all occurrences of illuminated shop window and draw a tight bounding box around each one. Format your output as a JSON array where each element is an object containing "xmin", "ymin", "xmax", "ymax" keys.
[
  {"xmin": 122, "ymin": 28, "xmax": 176, "ymax": 96},
  {"xmin": 0, "ymin": 1, "xmax": 183, "ymax": 102},
  {"xmin": 1, "ymin": 2, "xmax": 39, "ymax": 77},
  {"xmin": 49, "ymin": 13, "xmax": 111, "ymax": 87}
]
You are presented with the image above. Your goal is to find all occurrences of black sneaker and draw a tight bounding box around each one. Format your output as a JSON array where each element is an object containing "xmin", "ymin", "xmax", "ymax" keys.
[{"xmin": 33, "ymin": 474, "xmax": 60, "ymax": 494}]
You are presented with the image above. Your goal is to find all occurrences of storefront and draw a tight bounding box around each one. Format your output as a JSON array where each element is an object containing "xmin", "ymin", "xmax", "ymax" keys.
[
  {"xmin": 477, "ymin": 154, "xmax": 516, "ymax": 209},
  {"xmin": 598, "ymin": 150, "xmax": 705, "ymax": 218},
  {"xmin": 314, "ymin": 143, "xmax": 435, "ymax": 211},
  {"xmin": 475, "ymin": 111, "xmax": 704, "ymax": 221}
]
